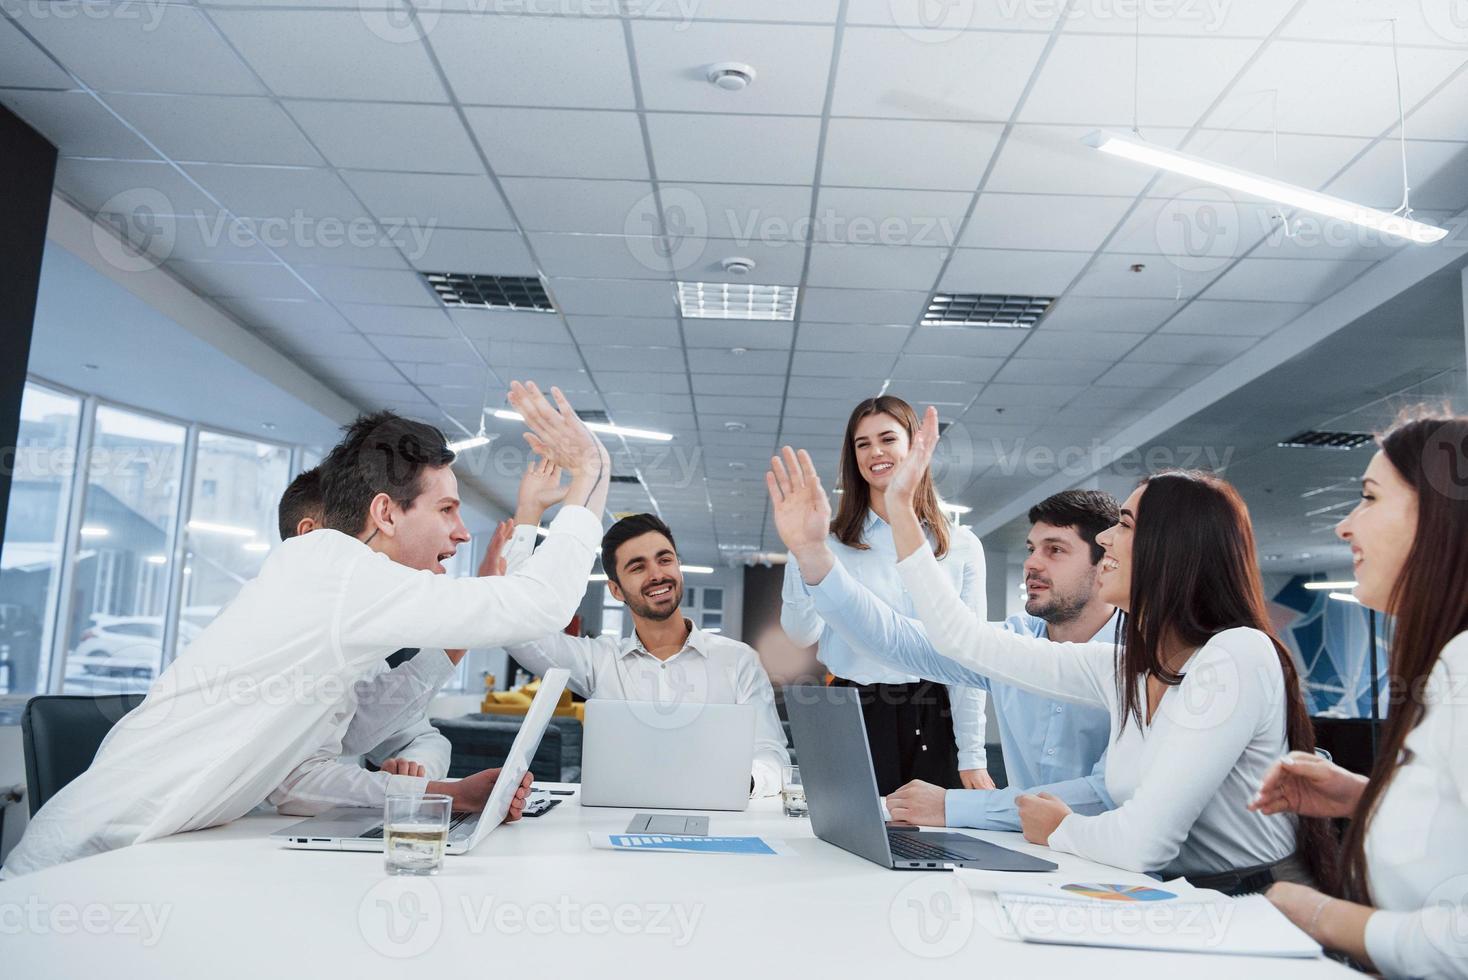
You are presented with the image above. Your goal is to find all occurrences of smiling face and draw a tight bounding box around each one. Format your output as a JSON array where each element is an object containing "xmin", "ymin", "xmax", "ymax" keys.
[
  {"xmin": 1093, "ymin": 485, "xmax": 1143, "ymax": 613},
  {"xmin": 1023, "ymin": 521, "xmax": 1104, "ymax": 624},
  {"xmin": 851, "ymin": 412, "xmax": 911, "ymax": 493},
  {"xmin": 607, "ymin": 530, "xmax": 684, "ymax": 623},
  {"xmin": 369, "ymin": 464, "xmax": 470, "ymax": 574},
  {"xmin": 1336, "ymin": 450, "xmax": 1419, "ymax": 613}
]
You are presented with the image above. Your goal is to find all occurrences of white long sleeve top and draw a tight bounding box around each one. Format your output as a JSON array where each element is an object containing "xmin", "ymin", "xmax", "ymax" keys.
[
  {"xmin": 1362, "ymin": 631, "xmax": 1468, "ymax": 979},
  {"xmin": 895, "ymin": 540, "xmax": 1298, "ymax": 878},
  {"xmin": 1, "ymin": 505, "xmax": 601, "ymax": 878}
]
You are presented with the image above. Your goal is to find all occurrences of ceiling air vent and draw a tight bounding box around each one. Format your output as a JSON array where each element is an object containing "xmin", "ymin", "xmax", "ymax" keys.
[
  {"xmin": 422, "ymin": 273, "xmax": 555, "ymax": 312},
  {"xmin": 1277, "ymin": 431, "xmax": 1375, "ymax": 451},
  {"xmin": 576, "ymin": 409, "xmax": 610, "ymax": 424},
  {"xmin": 608, "ymin": 474, "xmax": 642, "ymax": 485},
  {"xmin": 923, "ymin": 293, "xmax": 1055, "ymax": 328}
]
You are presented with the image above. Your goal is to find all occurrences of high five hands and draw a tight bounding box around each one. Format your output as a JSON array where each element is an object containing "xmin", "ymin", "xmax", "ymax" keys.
[
  {"xmin": 766, "ymin": 447, "xmax": 836, "ymax": 586},
  {"xmin": 506, "ymin": 381, "xmax": 610, "ymax": 516}
]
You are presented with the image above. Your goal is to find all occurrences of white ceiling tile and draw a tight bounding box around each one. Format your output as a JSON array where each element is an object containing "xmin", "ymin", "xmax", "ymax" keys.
[
  {"xmin": 284, "ymin": 101, "xmax": 483, "ymax": 173},
  {"xmin": 0, "ymin": 90, "xmax": 156, "ymax": 159},
  {"xmin": 985, "ymin": 124, "xmax": 1190, "ymax": 196},
  {"xmin": 499, "ymin": 177, "xmax": 653, "ymax": 234},
  {"xmin": 432, "ymin": 14, "xmax": 635, "ymax": 108},
  {"xmin": 603, "ymin": 393, "xmax": 694, "ymax": 415},
  {"xmin": 298, "ymin": 266, "xmax": 438, "ymax": 305},
  {"xmin": 1095, "ymin": 359, "xmax": 1220, "ymax": 389},
  {"xmin": 1206, "ymin": 257, "xmax": 1376, "ymax": 303},
  {"xmin": 55, "ymin": 158, "xmax": 219, "ymax": 217},
  {"xmin": 821, "ymin": 118, "xmax": 1003, "ymax": 189},
  {"xmin": 805, "ymin": 243, "xmax": 948, "ymax": 290},
  {"xmin": 370, "ymin": 334, "xmax": 480, "ymax": 364},
  {"xmin": 1327, "ymin": 138, "xmax": 1468, "ymax": 214},
  {"xmin": 1124, "ymin": 333, "xmax": 1257, "ymax": 365},
  {"xmin": 584, "ymin": 345, "xmax": 684, "ymax": 372},
  {"xmin": 271, "ymin": 236, "xmax": 412, "ymax": 271},
  {"xmin": 796, "ymin": 323, "xmax": 911, "ymax": 352},
  {"xmin": 100, "ymin": 93, "xmax": 326, "ymax": 166},
  {"xmin": 891, "ymin": 353, "xmax": 1002, "ymax": 383},
  {"xmin": 565, "ymin": 315, "xmax": 681, "ymax": 347},
  {"xmin": 972, "ymin": 383, "xmax": 1073, "ymax": 407},
  {"xmin": 799, "ymin": 287, "xmax": 928, "ymax": 324},
  {"xmin": 410, "ymin": 229, "xmax": 536, "ymax": 274},
  {"xmin": 647, "ymin": 114, "xmax": 821, "ymax": 184},
  {"xmin": 529, "ymin": 233, "xmax": 671, "ymax": 279},
  {"xmin": 783, "ymin": 397, "xmax": 860, "ymax": 419},
  {"xmin": 468, "ymin": 107, "xmax": 650, "ymax": 179},
  {"xmin": 1281, "ymin": 0, "xmax": 1468, "ymax": 45},
  {"xmin": 182, "ymin": 163, "xmax": 369, "ymax": 222},
  {"xmin": 847, "ymin": 0, "xmax": 1057, "ymax": 30},
  {"xmin": 166, "ymin": 259, "xmax": 315, "ymax": 301},
  {"xmin": 1104, "ymin": 191, "xmax": 1273, "ymax": 267},
  {"xmin": 1066, "ymin": 386, "xmax": 1181, "ymax": 411},
  {"xmin": 833, "ymin": 27, "xmax": 1046, "ymax": 121},
  {"xmin": 479, "ymin": 340, "xmax": 581, "ymax": 368},
  {"xmin": 784, "ymin": 377, "xmax": 889, "ymax": 401},
  {"xmin": 902, "ymin": 325, "xmax": 1027, "ymax": 358},
  {"xmin": 681, "ymin": 321, "xmax": 795, "ymax": 349},
  {"xmin": 0, "ymin": 17, "xmax": 74, "ymax": 88},
  {"xmin": 258, "ymin": 325, "xmax": 382, "ymax": 361},
  {"xmin": 315, "ymin": 355, "xmax": 406, "ymax": 385},
  {"xmin": 887, "ymin": 380, "xmax": 980, "ymax": 405},
  {"xmin": 210, "ymin": 8, "xmax": 448, "ymax": 101},
  {"xmin": 1158, "ymin": 299, "xmax": 1310, "ymax": 336},
  {"xmin": 959, "ymin": 193, "xmax": 1133, "ymax": 251},
  {"xmin": 692, "ymin": 373, "xmax": 786, "ymax": 396},
  {"xmin": 20, "ymin": 6, "xmax": 265, "ymax": 95},
  {"xmin": 217, "ymin": 297, "xmax": 354, "ymax": 334},
  {"xmin": 939, "ymin": 248, "xmax": 1091, "ymax": 294},
  {"xmin": 812, "ymin": 187, "xmax": 970, "ymax": 248},
  {"xmin": 340, "ymin": 304, "xmax": 459, "ymax": 337},
  {"xmin": 546, "ymin": 277, "xmax": 675, "ymax": 316},
  {"xmin": 791, "ymin": 350, "xmax": 890, "ymax": 377},
  {"xmin": 340, "ymin": 170, "xmax": 515, "ymax": 230},
  {"xmin": 1019, "ymin": 34, "xmax": 1259, "ymax": 127},
  {"xmin": 696, "ymin": 394, "xmax": 782, "ymax": 417},
  {"xmin": 1036, "ymin": 295, "xmax": 1181, "ymax": 333},
  {"xmin": 1068, "ymin": 252, "xmax": 1214, "ymax": 299},
  {"xmin": 1015, "ymin": 329, "xmax": 1142, "ymax": 361},
  {"xmin": 688, "ymin": 347, "xmax": 789, "ymax": 374},
  {"xmin": 1212, "ymin": 40, "xmax": 1467, "ymax": 138},
  {"xmin": 655, "ymin": 182, "xmax": 813, "ymax": 243},
  {"xmin": 451, "ymin": 308, "xmax": 571, "ymax": 344},
  {"xmin": 628, "ymin": 0, "xmax": 842, "ymax": 23},
  {"xmin": 669, "ymin": 239, "xmax": 807, "ymax": 284},
  {"xmin": 990, "ymin": 356, "xmax": 1109, "ymax": 386},
  {"xmin": 594, "ymin": 371, "xmax": 689, "ymax": 394},
  {"xmin": 633, "ymin": 21, "xmax": 835, "ymax": 115},
  {"xmin": 1404, "ymin": 66, "xmax": 1468, "ymax": 141}
]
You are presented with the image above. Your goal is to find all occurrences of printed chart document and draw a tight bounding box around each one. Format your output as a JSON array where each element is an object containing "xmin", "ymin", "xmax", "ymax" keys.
[{"xmin": 588, "ymin": 833, "xmax": 795, "ymax": 856}]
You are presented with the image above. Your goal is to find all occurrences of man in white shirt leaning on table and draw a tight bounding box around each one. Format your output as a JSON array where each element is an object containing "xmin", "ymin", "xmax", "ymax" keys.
[
  {"xmin": 2, "ymin": 381, "xmax": 609, "ymax": 878},
  {"xmin": 494, "ymin": 459, "xmax": 790, "ymax": 798}
]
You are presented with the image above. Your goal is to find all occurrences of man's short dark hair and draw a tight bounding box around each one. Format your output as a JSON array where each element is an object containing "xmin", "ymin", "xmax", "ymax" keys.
[
  {"xmin": 600, "ymin": 513, "xmax": 677, "ymax": 586},
  {"xmin": 278, "ymin": 467, "xmax": 323, "ymax": 541},
  {"xmin": 1027, "ymin": 489, "xmax": 1121, "ymax": 565},
  {"xmin": 317, "ymin": 411, "xmax": 455, "ymax": 536}
]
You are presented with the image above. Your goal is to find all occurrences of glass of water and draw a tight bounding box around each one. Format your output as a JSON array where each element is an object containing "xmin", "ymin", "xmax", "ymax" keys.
[
  {"xmin": 383, "ymin": 793, "xmax": 451, "ymax": 876},
  {"xmin": 781, "ymin": 765, "xmax": 807, "ymax": 817}
]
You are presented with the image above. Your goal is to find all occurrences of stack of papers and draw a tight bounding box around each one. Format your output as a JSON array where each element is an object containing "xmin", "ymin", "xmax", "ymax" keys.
[{"xmin": 588, "ymin": 833, "xmax": 793, "ymax": 856}]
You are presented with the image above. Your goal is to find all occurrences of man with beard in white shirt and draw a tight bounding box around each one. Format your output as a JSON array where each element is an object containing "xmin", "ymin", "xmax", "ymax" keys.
[{"xmin": 3, "ymin": 381, "xmax": 608, "ymax": 877}]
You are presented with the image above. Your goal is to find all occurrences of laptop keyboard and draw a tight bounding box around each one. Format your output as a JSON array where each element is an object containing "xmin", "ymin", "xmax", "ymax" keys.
[
  {"xmin": 887, "ymin": 832, "xmax": 970, "ymax": 863},
  {"xmin": 359, "ymin": 811, "xmax": 474, "ymax": 840}
]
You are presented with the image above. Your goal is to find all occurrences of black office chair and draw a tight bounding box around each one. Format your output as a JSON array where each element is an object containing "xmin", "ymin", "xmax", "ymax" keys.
[{"xmin": 21, "ymin": 694, "xmax": 146, "ymax": 816}]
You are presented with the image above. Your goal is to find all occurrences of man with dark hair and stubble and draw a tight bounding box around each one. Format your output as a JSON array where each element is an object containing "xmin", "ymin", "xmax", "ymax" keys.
[
  {"xmin": 485, "ymin": 458, "xmax": 789, "ymax": 797},
  {"xmin": 5, "ymin": 382, "xmax": 611, "ymax": 877},
  {"xmin": 794, "ymin": 488, "xmax": 1125, "ymax": 832}
]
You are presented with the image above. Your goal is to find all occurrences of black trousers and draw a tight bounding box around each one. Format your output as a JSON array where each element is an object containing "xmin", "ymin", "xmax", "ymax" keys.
[{"xmin": 829, "ymin": 677, "xmax": 962, "ymax": 796}]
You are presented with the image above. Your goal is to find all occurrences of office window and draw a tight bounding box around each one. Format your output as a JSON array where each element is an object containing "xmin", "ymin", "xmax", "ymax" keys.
[
  {"xmin": 60, "ymin": 406, "xmax": 185, "ymax": 693},
  {"xmin": 601, "ymin": 588, "xmax": 625, "ymax": 639},
  {"xmin": 181, "ymin": 431, "xmax": 291, "ymax": 637},
  {"xmin": 0, "ymin": 383, "xmax": 81, "ymax": 696}
]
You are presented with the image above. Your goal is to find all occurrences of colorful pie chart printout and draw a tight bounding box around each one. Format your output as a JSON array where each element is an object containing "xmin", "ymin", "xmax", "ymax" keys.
[{"xmin": 1060, "ymin": 883, "xmax": 1178, "ymax": 903}]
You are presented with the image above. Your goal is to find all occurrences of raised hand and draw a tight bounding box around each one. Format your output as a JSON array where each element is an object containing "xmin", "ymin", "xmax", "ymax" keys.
[
  {"xmin": 477, "ymin": 518, "xmax": 514, "ymax": 577},
  {"xmin": 507, "ymin": 381, "xmax": 609, "ymax": 477},
  {"xmin": 515, "ymin": 456, "xmax": 568, "ymax": 526},
  {"xmin": 1248, "ymin": 751, "xmax": 1367, "ymax": 819},
  {"xmin": 884, "ymin": 404, "xmax": 941, "ymax": 513},
  {"xmin": 766, "ymin": 446, "xmax": 836, "ymax": 585}
]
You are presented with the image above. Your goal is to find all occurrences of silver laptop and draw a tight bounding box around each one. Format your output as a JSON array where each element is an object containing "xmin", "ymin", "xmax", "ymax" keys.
[
  {"xmin": 785, "ymin": 685, "xmax": 1057, "ymax": 872},
  {"xmin": 275, "ymin": 669, "xmax": 570, "ymax": 853},
  {"xmin": 579, "ymin": 699, "xmax": 755, "ymax": 811}
]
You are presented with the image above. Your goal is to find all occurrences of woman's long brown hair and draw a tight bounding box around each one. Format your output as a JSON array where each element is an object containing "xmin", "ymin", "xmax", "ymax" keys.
[
  {"xmin": 1119, "ymin": 469, "xmax": 1338, "ymax": 890},
  {"xmin": 1339, "ymin": 413, "xmax": 1468, "ymax": 904},
  {"xmin": 830, "ymin": 395, "xmax": 951, "ymax": 559}
]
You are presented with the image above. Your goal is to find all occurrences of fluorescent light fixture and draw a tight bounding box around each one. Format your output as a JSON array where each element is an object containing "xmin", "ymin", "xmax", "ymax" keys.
[
  {"xmin": 940, "ymin": 502, "xmax": 972, "ymax": 515},
  {"xmin": 242, "ymin": 542, "xmax": 271, "ymax": 553},
  {"xmin": 1303, "ymin": 580, "xmax": 1357, "ymax": 590},
  {"xmin": 490, "ymin": 409, "xmax": 672, "ymax": 443},
  {"xmin": 1085, "ymin": 130, "xmax": 1449, "ymax": 245},
  {"xmin": 145, "ymin": 554, "xmax": 167, "ymax": 565},
  {"xmin": 676, "ymin": 281, "xmax": 797, "ymax": 321},
  {"xmin": 589, "ymin": 573, "xmax": 609, "ymax": 582},
  {"xmin": 1328, "ymin": 591, "xmax": 1360, "ymax": 603},
  {"xmin": 448, "ymin": 434, "xmax": 492, "ymax": 452},
  {"xmin": 79, "ymin": 526, "xmax": 110, "ymax": 538},
  {"xmin": 680, "ymin": 565, "xmax": 714, "ymax": 575},
  {"xmin": 187, "ymin": 520, "xmax": 256, "ymax": 538}
]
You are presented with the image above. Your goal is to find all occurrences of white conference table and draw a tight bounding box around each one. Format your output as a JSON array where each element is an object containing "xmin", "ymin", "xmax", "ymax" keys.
[{"xmin": 3, "ymin": 785, "xmax": 1353, "ymax": 978}]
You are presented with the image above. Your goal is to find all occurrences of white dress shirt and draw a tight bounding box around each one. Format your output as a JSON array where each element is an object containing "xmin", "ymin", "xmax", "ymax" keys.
[
  {"xmin": 1362, "ymin": 631, "xmax": 1468, "ymax": 979},
  {"xmin": 1, "ymin": 506, "xmax": 602, "ymax": 878},
  {"xmin": 780, "ymin": 511, "xmax": 989, "ymax": 770},
  {"xmin": 895, "ymin": 541, "xmax": 1298, "ymax": 878}
]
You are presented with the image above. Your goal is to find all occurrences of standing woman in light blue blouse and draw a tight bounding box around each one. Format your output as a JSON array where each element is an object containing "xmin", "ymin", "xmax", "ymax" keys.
[{"xmin": 776, "ymin": 395, "xmax": 991, "ymax": 796}]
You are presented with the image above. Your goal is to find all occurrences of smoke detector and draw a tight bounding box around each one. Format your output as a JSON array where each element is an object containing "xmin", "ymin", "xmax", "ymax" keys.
[
  {"xmin": 707, "ymin": 62, "xmax": 756, "ymax": 91},
  {"xmin": 724, "ymin": 420, "xmax": 747, "ymax": 432},
  {"xmin": 720, "ymin": 256, "xmax": 756, "ymax": 276}
]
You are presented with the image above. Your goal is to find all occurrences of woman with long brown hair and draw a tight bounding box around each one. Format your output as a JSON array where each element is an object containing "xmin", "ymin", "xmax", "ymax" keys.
[
  {"xmin": 1249, "ymin": 412, "xmax": 1468, "ymax": 977},
  {"xmin": 778, "ymin": 395, "xmax": 992, "ymax": 796},
  {"xmin": 771, "ymin": 405, "xmax": 1336, "ymax": 893}
]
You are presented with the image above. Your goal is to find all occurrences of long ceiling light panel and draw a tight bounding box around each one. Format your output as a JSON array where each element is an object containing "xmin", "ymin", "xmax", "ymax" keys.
[
  {"xmin": 1084, "ymin": 130, "xmax": 1448, "ymax": 245},
  {"xmin": 490, "ymin": 409, "xmax": 673, "ymax": 442}
]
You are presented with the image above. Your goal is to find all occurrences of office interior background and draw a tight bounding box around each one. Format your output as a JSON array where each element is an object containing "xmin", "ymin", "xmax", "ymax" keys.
[{"xmin": 0, "ymin": 0, "xmax": 1466, "ymax": 863}]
